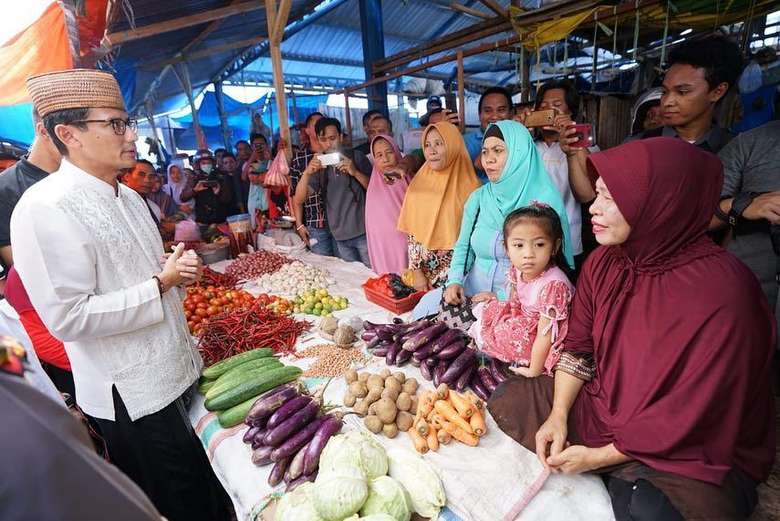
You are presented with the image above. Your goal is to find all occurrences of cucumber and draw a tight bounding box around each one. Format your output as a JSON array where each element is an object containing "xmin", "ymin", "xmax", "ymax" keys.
[
  {"xmin": 205, "ymin": 366, "xmax": 302, "ymax": 411},
  {"xmin": 202, "ymin": 348, "xmax": 274, "ymax": 379},
  {"xmin": 217, "ymin": 395, "xmax": 259, "ymax": 428},
  {"xmin": 199, "ymin": 379, "xmax": 217, "ymax": 395},
  {"xmin": 206, "ymin": 359, "xmax": 284, "ymax": 400},
  {"xmin": 216, "ymin": 356, "xmax": 281, "ymax": 383}
]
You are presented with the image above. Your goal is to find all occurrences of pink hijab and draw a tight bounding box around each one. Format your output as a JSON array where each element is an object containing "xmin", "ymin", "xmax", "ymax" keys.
[{"xmin": 365, "ymin": 134, "xmax": 410, "ymax": 274}]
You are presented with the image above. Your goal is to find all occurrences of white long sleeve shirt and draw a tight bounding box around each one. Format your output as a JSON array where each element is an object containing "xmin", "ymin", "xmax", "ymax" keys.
[
  {"xmin": 536, "ymin": 141, "xmax": 584, "ymax": 256},
  {"xmin": 10, "ymin": 159, "xmax": 202, "ymax": 421}
]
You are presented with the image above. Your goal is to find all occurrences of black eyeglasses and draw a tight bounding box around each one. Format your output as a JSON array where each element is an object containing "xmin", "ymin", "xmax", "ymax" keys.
[{"xmin": 70, "ymin": 118, "xmax": 138, "ymax": 135}]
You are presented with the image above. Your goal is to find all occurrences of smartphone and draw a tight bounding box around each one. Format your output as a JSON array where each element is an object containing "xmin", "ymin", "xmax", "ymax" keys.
[
  {"xmin": 317, "ymin": 152, "xmax": 341, "ymax": 166},
  {"xmin": 524, "ymin": 109, "xmax": 556, "ymax": 128},
  {"xmin": 569, "ymin": 123, "xmax": 594, "ymax": 148},
  {"xmin": 203, "ymin": 180, "xmax": 219, "ymax": 188}
]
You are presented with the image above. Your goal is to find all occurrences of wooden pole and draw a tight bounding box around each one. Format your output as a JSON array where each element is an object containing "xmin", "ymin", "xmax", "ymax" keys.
[
  {"xmin": 457, "ymin": 51, "xmax": 465, "ymax": 133},
  {"xmin": 265, "ymin": 0, "xmax": 291, "ymax": 157},
  {"xmin": 172, "ymin": 63, "xmax": 206, "ymax": 150},
  {"xmin": 344, "ymin": 93, "xmax": 352, "ymax": 145}
]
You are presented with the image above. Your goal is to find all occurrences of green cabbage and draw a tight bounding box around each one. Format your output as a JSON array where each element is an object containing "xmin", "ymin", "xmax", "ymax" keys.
[
  {"xmin": 359, "ymin": 476, "xmax": 411, "ymax": 521},
  {"xmin": 386, "ymin": 448, "xmax": 446, "ymax": 518},
  {"xmin": 346, "ymin": 431, "xmax": 389, "ymax": 479},
  {"xmin": 275, "ymin": 482, "xmax": 323, "ymax": 521},
  {"xmin": 319, "ymin": 432, "xmax": 388, "ymax": 480},
  {"xmin": 312, "ymin": 467, "xmax": 368, "ymax": 521},
  {"xmin": 358, "ymin": 515, "xmax": 397, "ymax": 521}
]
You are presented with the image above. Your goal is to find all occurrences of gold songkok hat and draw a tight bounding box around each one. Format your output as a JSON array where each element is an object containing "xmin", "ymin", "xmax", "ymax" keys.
[{"xmin": 25, "ymin": 68, "xmax": 126, "ymax": 118}]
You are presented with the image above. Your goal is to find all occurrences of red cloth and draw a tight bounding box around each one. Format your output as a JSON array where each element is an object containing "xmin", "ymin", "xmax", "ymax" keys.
[
  {"xmin": 567, "ymin": 137, "xmax": 775, "ymax": 485},
  {"xmin": 4, "ymin": 267, "xmax": 71, "ymax": 371}
]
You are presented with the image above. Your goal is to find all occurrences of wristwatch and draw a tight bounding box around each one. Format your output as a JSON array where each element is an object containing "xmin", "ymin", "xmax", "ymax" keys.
[{"xmin": 727, "ymin": 191, "xmax": 759, "ymax": 227}]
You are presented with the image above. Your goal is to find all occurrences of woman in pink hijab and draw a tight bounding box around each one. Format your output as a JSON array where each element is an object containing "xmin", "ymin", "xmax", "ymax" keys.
[{"xmin": 365, "ymin": 134, "xmax": 410, "ymax": 274}]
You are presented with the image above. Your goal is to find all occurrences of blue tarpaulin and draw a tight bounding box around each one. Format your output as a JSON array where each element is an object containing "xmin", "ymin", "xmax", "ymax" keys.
[{"xmin": 0, "ymin": 103, "xmax": 35, "ymax": 146}]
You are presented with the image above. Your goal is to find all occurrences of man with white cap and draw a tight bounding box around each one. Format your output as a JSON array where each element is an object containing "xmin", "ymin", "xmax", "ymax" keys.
[{"xmin": 10, "ymin": 69, "xmax": 230, "ymax": 521}]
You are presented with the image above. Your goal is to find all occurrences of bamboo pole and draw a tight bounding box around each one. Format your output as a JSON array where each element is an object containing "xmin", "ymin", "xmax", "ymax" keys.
[
  {"xmin": 172, "ymin": 63, "xmax": 206, "ymax": 150},
  {"xmin": 265, "ymin": 0, "xmax": 291, "ymax": 157},
  {"xmin": 457, "ymin": 51, "xmax": 465, "ymax": 133},
  {"xmin": 344, "ymin": 93, "xmax": 352, "ymax": 145}
]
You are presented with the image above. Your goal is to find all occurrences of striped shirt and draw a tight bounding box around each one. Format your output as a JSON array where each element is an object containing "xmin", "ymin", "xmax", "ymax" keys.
[{"xmin": 290, "ymin": 148, "xmax": 327, "ymax": 228}]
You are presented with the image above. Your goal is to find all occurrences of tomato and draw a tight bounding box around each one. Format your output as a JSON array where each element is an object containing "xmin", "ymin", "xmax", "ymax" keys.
[
  {"xmin": 191, "ymin": 315, "xmax": 202, "ymax": 324},
  {"xmin": 184, "ymin": 310, "xmax": 192, "ymax": 319},
  {"xmin": 195, "ymin": 308, "xmax": 208, "ymax": 317},
  {"xmin": 206, "ymin": 306, "xmax": 219, "ymax": 316},
  {"xmin": 192, "ymin": 294, "xmax": 206, "ymax": 304},
  {"xmin": 186, "ymin": 303, "xmax": 197, "ymax": 313},
  {"xmin": 187, "ymin": 321, "xmax": 195, "ymax": 330}
]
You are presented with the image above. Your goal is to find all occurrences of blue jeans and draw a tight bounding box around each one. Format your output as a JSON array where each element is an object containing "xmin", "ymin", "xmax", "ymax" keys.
[
  {"xmin": 335, "ymin": 234, "xmax": 371, "ymax": 268},
  {"xmin": 308, "ymin": 227, "xmax": 336, "ymax": 257}
]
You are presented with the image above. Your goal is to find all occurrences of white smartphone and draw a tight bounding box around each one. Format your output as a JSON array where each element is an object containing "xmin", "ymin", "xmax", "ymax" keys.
[{"xmin": 317, "ymin": 152, "xmax": 341, "ymax": 166}]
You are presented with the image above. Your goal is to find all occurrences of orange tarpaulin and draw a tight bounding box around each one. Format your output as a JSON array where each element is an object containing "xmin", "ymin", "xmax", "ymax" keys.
[{"xmin": 0, "ymin": 2, "xmax": 73, "ymax": 106}]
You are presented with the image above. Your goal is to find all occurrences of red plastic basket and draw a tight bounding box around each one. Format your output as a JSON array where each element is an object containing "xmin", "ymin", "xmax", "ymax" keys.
[{"xmin": 362, "ymin": 283, "xmax": 425, "ymax": 315}]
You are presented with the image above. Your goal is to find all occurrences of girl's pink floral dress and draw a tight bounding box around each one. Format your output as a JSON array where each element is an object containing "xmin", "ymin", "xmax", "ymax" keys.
[{"xmin": 470, "ymin": 265, "xmax": 574, "ymax": 375}]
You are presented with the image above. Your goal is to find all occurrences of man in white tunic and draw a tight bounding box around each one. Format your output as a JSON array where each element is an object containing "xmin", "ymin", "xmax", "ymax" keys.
[{"xmin": 10, "ymin": 69, "xmax": 230, "ymax": 521}]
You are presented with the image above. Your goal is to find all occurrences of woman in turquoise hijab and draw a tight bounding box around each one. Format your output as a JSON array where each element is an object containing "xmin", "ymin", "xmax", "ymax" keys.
[{"xmin": 412, "ymin": 120, "xmax": 572, "ymax": 318}]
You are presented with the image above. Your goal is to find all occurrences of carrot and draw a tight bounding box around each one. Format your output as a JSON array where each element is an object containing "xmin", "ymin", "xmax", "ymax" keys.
[
  {"xmin": 408, "ymin": 426, "xmax": 429, "ymax": 453},
  {"xmin": 418, "ymin": 392, "xmax": 435, "ymax": 417},
  {"xmin": 436, "ymin": 383, "xmax": 449, "ymax": 401},
  {"xmin": 437, "ymin": 429, "xmax": 452, "ymax": 445},
  {"xmin": 434, "ymin": 400, "xmax": 474, "ymax": 434},
  {"xmin": 440, "ymin": 419, "xmax": 479, "ymax": 447},
  {"xmin": 417, "ymin": 419, "xmax": 430, "ymax": 437},
  {"xmin": 469, "ymin": 407, "xmax": 487, "ymax": 436},
  {"xmin": 465, "ymin": 390, "xmax": 484, "ymax": 410},
  {"xmin": 426, "ymin": 427, "xmax": 440, "ymax": 451},
  {"xmin": 429, "ymin": 412, "xmax": 443, "ymax": 430},
  {"xmin": 449, "ymin": 391, "xmax": 475, "ymax": 418}
]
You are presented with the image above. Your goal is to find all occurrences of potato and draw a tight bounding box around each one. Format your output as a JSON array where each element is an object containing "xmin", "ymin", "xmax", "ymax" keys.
[
  {"xmin": 348, "ymin": 381, "xmax": 368, "ymax": 398},
  {"xmin": 396, "ymin": 411, "xmax": 414, "ymax": 432},
  {"xmin": 354, "ymin": 399, "xmax": 370, "ymax": 417},
  {"xmin": 384, "ymin": 376, "xmax": 402, "ymax": 394},
  {"xmin": 365, "ymin": 388, "xmax": 382, "ymax": 405},
  {"xmin": 358, "ymin": 372, "xmax": 370, "ymax": 383},
  {"xmin": 409, "ymin": 396, "xmax": 418, "ymax": 415},
  {"xmin": 343, "ymin": 391, "xmax": 357, "ymax": 407},
  {"xmin": 368, "ymin": 402, "xmax": 378, "ymax": 416},
  {"xmin": 344, "ymin": 368, "xmax": 358, "ymax": 384},
  {"xmin": 364, "ymin": 415, "xmax": 382, "ymax": 434},
  {"xmin": 367, "ymin": 374, "xmax": 385, "ymax": 390},
  {"xmin": 381, "ymin": 387, "xmax": 399, "ymax": 402},
  {"xmin": 396, "ymin": 392, "xmax": 412, "ymax": 412},
  {"xmin": 402, "ymin": 378, "xmax": 418, "ymax": 395},
  {"xmin": 382, "ymin": 422, "xmax": 399, "ymax": 439},
  {"xmin": 392, "ymin": 371, "xmax": 406, "ymax": 384},
  {"xmin": 379, "ymin": 368, "xmax": 391, "ymax": 379},
  {"xmin": 375, "ymin": 397, "xmax": 398, "ymax": 424}
]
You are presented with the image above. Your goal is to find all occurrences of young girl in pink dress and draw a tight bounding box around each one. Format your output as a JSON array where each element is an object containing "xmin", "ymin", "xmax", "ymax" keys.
[{"xmin": 469, "ymin": 204, "xmax": 574, "ymax": 377}]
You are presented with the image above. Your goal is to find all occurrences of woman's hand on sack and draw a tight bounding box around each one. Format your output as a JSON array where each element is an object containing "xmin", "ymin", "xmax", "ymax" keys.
[
  {"xmin": 444, "ymin": 284, "xmax": 465, "ymax": 305},
  {"xmin": 471, "ymin": 291, "xmax": 495, "ymax": 303},
  {"xmin": 535, "ymin": 410, "xmax": 569, "ymax": 470},
  {"xmin": 546, "ymin": 445, "xmax": 603, "ymax": 474}
]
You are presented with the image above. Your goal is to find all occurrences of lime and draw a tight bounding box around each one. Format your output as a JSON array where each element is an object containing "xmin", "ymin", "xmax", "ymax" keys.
[{"xmin": 313, "ymin": 309, "xmax": 321, "ymax": 316}]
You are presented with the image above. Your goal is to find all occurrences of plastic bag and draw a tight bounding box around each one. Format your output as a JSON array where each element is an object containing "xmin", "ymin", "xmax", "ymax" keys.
[{"xmin": 264, "ymin": 149, "xmax": 290, "ymax": 188}]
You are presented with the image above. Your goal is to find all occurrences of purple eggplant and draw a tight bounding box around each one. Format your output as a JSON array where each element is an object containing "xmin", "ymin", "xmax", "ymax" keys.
[
  {"xmin": 363, "ymin": 321, "xmax": 380, "ymax": 330},
  {"xmin": 489, "ymin": 358, "xmax": 508, "ymax": 383},
  {"xmin": 251, "ymin": 445, "xmax": 273, "ymax": 466},
  {"xmin": 420, "ymin": 359, "xmax": 434, "ymax": 380},
  {"xmin": 243, "ymin": 425, "xmax": 260, "ymax": 444},
  {"xmin": 266, "ymin": 396, "xmax": 312, "ymax": 430},
  {"xmin": 402, "ymin": 322, "xmax": 448, "ymax": 352},
  {"xmin": 437, "ymin": 341, "xmax": 466, "ymax": 360},
  {"xmin": 456, "ymin": 364, "xmax": 476, "ymax": 391},
  {"xmin": 395, "ymin": 349, "xmax": 412, "ymax": 366},
  {"xmin": 286, "ymin": 471, "xmax": 317, "ymax": 492},
  {"xmin": 361, "ymin": 329, "xmax": 378, "ymax": 341},
  {"xmin": 424, "ymin": 357, "xmax": 438, "ymax": 368},
  {"xmin": 430, "ymin": 328, "xmax": 462, "ymax": 353},
  {"xmin": 385, "ymin": 342, "xmax": 401, "ymax": 366},
  {"xmin": 287, "ymin": 441, "xmax": 310, "ymax": 482},
  {"xmin": 471, "ymin": 379, "xmax": 490, "ymax": 401},
  {"xmin": 264, "ymin": 401, "xmax": 319, "ymax": 447},
  {"xmin": 412, "ymin": 344, "xmax": 434, "ymax": 361},
  {"xmin": 372, "ymin": 347, "xmax": 390, "ymax": 358},
  {"xmin": 251, "ymin": 428, "xmax": 268, "ymax": 449},
  {"xmin": 375, "ymin": 327, "xmax": 397, "ymax": 341},
  {"xmin": 441, "ymin": 349, "xmax": 476, "ymax": 385},
  {"xmin": 365, "ymin": 336, "xmax": 383, "ymax": 350},
  {"xmin": 303, "ymin": 415, "xmax": 342, "ymax": 475},
  {"xmin": 478, "ymin": 366, "xmax": 498, "ymax": 393},
  {"xmin": 433, "ymin": 360, "xmax": 447, "ymax": 386},
  {"xmin": 410, "ymin": 357, "xmax": 421, "ymax": 368},
  {"xmin": 271, "ymin": 417, "xmax": 327, "ymax": 462},
  {"xmin": 269, "ymin": 456, "xmax": 291, "ymax": 486},
  {"xmin": 245, "ymin": 385, "xmax": 298, "ymax": 426}
]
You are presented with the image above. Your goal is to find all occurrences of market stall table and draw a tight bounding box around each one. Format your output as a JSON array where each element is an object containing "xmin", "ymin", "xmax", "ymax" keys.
[{"xmin": 189, "ymin": 250, "xmax": 615, "ymax": 521}]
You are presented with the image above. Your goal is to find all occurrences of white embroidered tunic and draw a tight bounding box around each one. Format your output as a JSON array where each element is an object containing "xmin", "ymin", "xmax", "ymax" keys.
[{"xmin": 10, "ymin": 159, "xmax": 202, "ymax": 421}]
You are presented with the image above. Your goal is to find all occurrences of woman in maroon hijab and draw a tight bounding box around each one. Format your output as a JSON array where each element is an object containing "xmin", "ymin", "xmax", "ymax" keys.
[{"xmin": 488, "ymin": 137, "xmax": 775, "ymax": 520}]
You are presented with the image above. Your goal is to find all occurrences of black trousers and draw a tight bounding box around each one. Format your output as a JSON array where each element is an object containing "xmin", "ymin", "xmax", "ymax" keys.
[
  {"xmin": 40, "ymin": 361, "xmax": 76, "ymax": 402},
  {"xmin": 605, "ymin": 476, "xmax": 685, "ymax": 521},
  {"xmin": 91, "ymin": 387, "xmax": 232, "ymax": 521}
]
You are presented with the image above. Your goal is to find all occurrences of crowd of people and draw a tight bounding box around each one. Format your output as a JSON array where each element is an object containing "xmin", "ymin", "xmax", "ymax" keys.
[{"xmin": 0, "ymin": 33, "xmax": 778, "ymax": 521}]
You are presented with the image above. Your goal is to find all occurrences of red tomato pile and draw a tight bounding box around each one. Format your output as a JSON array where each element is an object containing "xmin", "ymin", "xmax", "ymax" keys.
[
  {"xmin": 184, "ymin": 286, "xmax": 255, "ymax": 335},
  {"xmin": 256, "ymin": 293, "xmax": 294, "ymax": 316}
]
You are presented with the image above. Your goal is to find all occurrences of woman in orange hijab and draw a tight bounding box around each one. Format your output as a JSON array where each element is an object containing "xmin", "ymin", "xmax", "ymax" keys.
[{"xmin": 397, "ymin": 122, "xmax": 481, "ymax": 290}]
